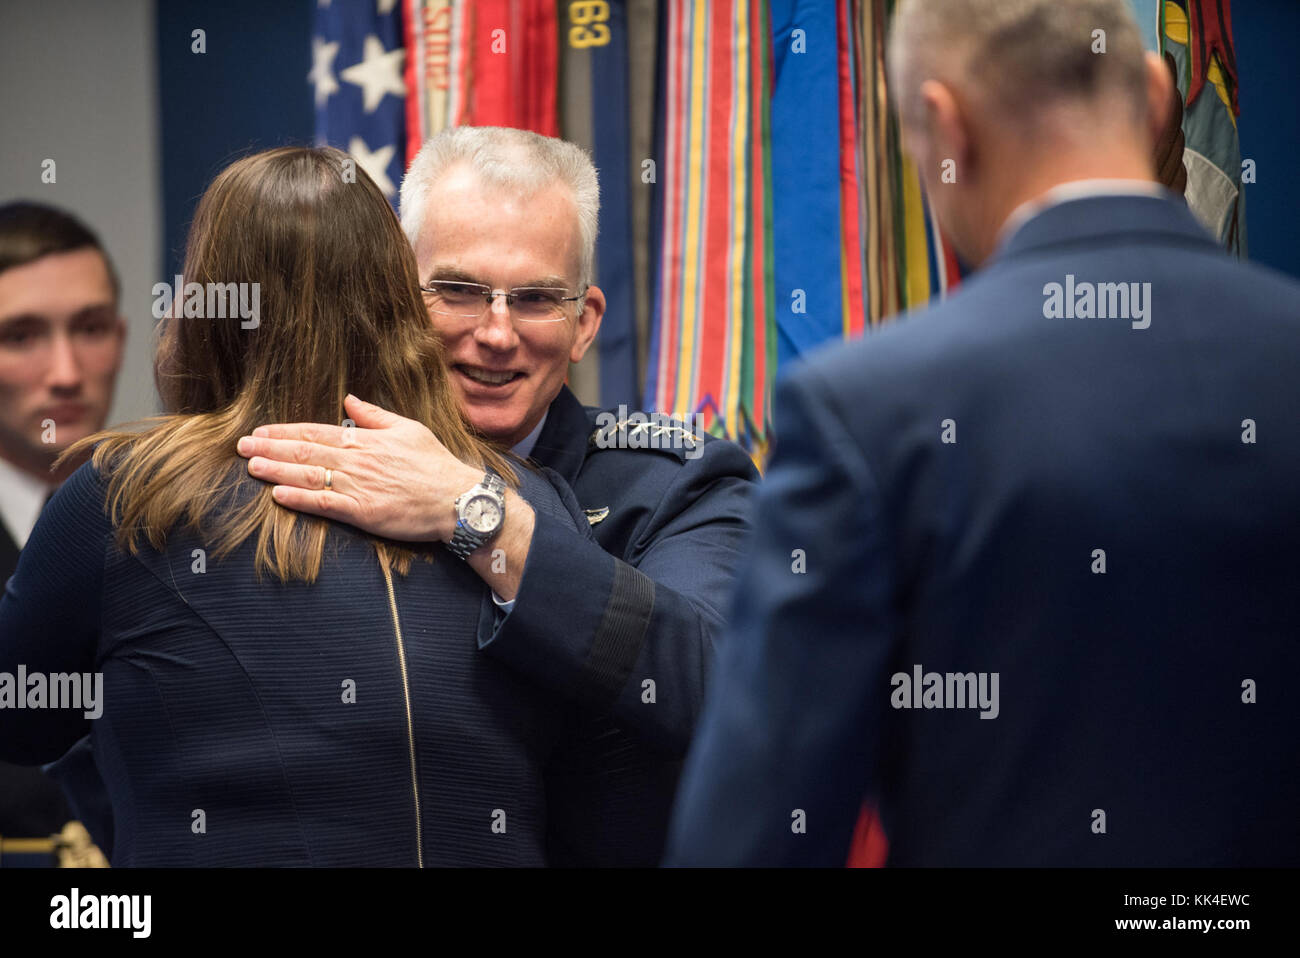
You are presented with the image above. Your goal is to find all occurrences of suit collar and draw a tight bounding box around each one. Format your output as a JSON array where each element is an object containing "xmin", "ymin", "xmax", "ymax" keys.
[
  {"xmin": 996, "ymin": 180, "xmax": 1170, "ymax": 250},
  {"xmin": 991, "ymin": 193, "xmax": 1218, "ymax": 267},
  {"xmin": 528, "ymin": 385, "xmax": 590, "ymax": 483}
]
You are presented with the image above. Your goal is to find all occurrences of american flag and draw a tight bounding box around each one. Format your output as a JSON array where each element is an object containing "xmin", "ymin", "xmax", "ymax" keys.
[{"xmin": 309, "ymin": 0, "xmax": 408, "ymax": 207}]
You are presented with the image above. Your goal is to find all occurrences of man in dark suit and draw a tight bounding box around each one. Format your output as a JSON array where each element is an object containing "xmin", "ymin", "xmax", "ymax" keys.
[
  {"xmin": 666, "ymin": 0, "xmax": 1300, "ymax": 866},
  {"xmin": 0, "ymin": 202, "xmax": 124, "ymax": 865},
  {"xmin": 232, "ymin": 127, "xmax": 758, "ymax": 865}
]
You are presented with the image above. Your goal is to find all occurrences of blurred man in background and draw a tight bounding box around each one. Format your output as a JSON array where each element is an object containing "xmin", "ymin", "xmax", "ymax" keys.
[{"xmin": 0, "ymin": 201, "xmax": 122, "ymax": 866}]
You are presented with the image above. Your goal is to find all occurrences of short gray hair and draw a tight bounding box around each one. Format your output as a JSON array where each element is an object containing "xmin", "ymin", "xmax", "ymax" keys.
[
  {"xmin": 889, "ymin": 0, "xmax": 1149, "ymax": 133},
  {"xmin": 399, "ymin": 126, "xmax": 600, "ymax": 285}
]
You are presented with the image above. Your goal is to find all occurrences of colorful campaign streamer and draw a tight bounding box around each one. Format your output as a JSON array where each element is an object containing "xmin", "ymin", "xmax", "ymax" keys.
[{"xmin": 647, "ymin": 0, "xmax": 775, "ymax": 445}]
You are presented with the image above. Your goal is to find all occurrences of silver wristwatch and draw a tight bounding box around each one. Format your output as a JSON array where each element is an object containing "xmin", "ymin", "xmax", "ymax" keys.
[{"xmin": 446, "ymin": 469, "xmax": 506, "ymax": 559}]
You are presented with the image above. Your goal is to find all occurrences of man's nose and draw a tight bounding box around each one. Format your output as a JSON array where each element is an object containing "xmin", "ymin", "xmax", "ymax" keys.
[
  {"xmin": 473, "ymin": 293, "xmax": 520, "ymax": 350},
  {"xmin": 45, "ymin": 330, "xmax": 84, "ymax": 391}
]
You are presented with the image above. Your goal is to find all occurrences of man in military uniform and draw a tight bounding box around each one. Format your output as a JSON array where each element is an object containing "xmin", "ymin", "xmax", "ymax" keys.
[{"xmin": 235, "ymin": 127, "xmax": 758, "ymax": 865}]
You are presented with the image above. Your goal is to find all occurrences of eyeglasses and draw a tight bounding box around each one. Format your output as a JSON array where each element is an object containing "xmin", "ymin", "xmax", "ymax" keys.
[{"xmin": 419, "ymin": 280, "xmax": 587, "ymax": 324}]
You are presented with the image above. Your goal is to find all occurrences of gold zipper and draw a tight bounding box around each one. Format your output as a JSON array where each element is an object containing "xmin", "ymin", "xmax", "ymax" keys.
[{"xmin": 381, "ymin": 561, "xmax": 424, "ymax": 868}]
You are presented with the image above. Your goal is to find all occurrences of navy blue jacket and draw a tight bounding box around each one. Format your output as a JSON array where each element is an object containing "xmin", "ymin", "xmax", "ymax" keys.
[
  {"xmin": 0, "ymin": 460, "xmax": 590, "ymax": 866},
  {"xmin": 38, "ymin": 387, "xmax": 759, "ymax": 866},
  {"xmin": 667, "ymin": 194, "xmax": 1300, "ymax": 866},
  {"xmin": 487, "ymin": 386, "xmax": 759, "ymax": 865}
]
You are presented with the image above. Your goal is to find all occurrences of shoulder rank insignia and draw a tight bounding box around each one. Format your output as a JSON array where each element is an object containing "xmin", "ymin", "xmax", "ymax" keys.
[
  {"xmin": 588, "ymin": 409, "xmax": 705, "ymax": 460},
  {"xmin": 583, "ymin": 506, "xmax": 610, "ymax": 526}
]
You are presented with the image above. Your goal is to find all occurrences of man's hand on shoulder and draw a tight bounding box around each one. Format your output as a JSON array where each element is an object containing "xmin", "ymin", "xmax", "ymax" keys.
[{"xmin": 235, "ymin": 393, "xmax": 482, "ymax": 543}]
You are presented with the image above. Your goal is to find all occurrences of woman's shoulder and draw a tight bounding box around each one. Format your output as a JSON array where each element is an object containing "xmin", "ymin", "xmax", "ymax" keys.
[
  {"xmin": 52, "ymin": 457, "xmax": 112, "ymax": 515},
  {"xmin": 19, "ymin": 458, "xmax": 115, "ymax": 575}
]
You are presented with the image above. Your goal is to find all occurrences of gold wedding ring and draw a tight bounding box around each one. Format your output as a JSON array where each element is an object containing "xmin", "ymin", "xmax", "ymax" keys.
[{"xmin": 324, "ymin": 468, "xmax": 333, "ymax": 490}]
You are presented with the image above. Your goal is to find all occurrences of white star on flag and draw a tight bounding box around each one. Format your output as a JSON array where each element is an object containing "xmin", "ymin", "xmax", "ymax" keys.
[
  {"xmin": 348, "ymin": 136, "xmax": 397, "ymax": 197},
  {"xmin": 340, "ymin": 34, "xmax": 406, "ymax": 114},
  {"xmin": 308, "ymin": 36, "xmax": 340, "ymax": 108},
  {"xmin": 377, "ymin": 0, "xmax": 399, "ymax": 14}
]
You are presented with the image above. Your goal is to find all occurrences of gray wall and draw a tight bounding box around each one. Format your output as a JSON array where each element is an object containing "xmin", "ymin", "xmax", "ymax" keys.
[{"xmin": 0, "ymin": 0, "xmax": 161, "ymax": 426}]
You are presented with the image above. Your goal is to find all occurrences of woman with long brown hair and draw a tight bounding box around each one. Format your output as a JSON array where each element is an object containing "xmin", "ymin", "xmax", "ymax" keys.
[{"xmin": 0, "ymin": 147, "xmax": 584, "ymax": 866}]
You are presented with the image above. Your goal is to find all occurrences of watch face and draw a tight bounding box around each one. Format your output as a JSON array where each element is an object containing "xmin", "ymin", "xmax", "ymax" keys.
[{"xmin": 462, "ymin": 494, "xmax": 502, "ymax": 534}]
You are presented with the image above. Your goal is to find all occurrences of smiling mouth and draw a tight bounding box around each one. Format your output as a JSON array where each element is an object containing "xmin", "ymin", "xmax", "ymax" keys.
[{"xmin": 456, "ymin": 365, "xmax": 522, "ymax": 387}]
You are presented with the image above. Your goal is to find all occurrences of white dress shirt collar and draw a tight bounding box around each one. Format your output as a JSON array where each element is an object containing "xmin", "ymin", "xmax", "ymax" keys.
[
  {"xmin": 510, "ymin": 411, "xmax": 548, "ymax": 460},
  {"xmin": 0, "ymin": 455, "xmax": 56, "ymax": 550}
]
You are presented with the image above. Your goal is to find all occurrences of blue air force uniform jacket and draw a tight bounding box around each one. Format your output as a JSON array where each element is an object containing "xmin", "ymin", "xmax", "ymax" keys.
[
  {"xmin": 480, "ymin": 385, "xmax": 758, "ymax": 865},
  {"xmin": 667, "ymin": 193, "xmax": 1300, "ymax": 867}
]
